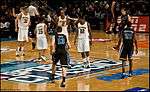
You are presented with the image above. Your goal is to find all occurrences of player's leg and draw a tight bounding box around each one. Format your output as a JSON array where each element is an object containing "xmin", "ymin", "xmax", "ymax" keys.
[
  {"xmin": 81, "ymin": 52, "xmax": 86, "ymax": 59},
  {"xmin": 30, "ymin": 16, "xmax": 36, "ymax": 50},
  {"xmin": 16, "ymin": 41, "xmax": 21, "ymax": 56},
  {"xmin": 83, "ymin": 39, "xmax": 91, "ymax": 68},
  {"xmin": 50, "ymin": 53, "xmax": 58, "ymax": 83},
  {"xmin": 119, "ymin": 47, "xmax": 127, "ymax": 78},
  {"xmin": 51, "ymin": 63, "xmax": 56, "ymax": 83},
  {"xmin": 16, "ymin": 28, "xmax": 23, "ymax": 56},
  {"xmin": 60, "ymin": 66, "xmax": 67, "ymax": 87},
  {"xmin": 85, "ymin": 52, "xmax": 91, "ymax": 68},
  {"xmin": 31, "ymin": 38, "xmax": 36, "ymax": 50},
  {"xmin": 40, "ymin": 38, "xmax": 48, "ymax": 61},
  {"xmin": 60, "ymin": 52, "xmax": 68, "ymax": 87},
  {"xmin": 38, "ymin": 50, "xmax": 42, "ymax": 60},
  {"xmin": 20, "ymin": 41, "xmax": 25, "ymax": 56},
  {"xmin": 128, "ymin": 58, "xmax": 133, "ymax": 77},
  {"xmin": 77, "ymin": 39, "xmax": 86, "ymax": 66},
  {"xmin": 128, "ymin": 49, "xmax": 134, "ymax": 77}
]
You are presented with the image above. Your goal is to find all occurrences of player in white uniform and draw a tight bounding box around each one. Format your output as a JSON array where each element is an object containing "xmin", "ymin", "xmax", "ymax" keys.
[
  {"xmin": 35, "ymin": 17, "xmax": 48, "ymax": 61},
  {"xmin": 74, "ymin": 15, "xmax": 92, "ymax": 68},
  {"xmin": 57, "ymin": 10, "xmax": 69, "ymax": 40},
  {"xmin": 15, "ymin": 6, "xmax": 30, "ymax": 56}
]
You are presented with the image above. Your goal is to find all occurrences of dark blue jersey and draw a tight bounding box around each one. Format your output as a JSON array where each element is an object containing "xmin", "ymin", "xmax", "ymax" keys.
[
  {"xmin": 121, "ymin": 14, "xmax": 129, "ymax": 27},
  {"xmin": 122, "ymin": 27, "xmax": 134, "ymax": 49},
  {"xmin": 55, "ymin": 34, "xmax": 67, "ymax": 52}
]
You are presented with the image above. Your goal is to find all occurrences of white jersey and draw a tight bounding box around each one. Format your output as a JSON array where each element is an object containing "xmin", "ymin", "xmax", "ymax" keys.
[
  {"xmin": 58, "ymin": 16, "xmax": 69, "ymax": 40},
  {"xmin": 78, "ymin": 22, "xmax": 89, "ymax": 39},
  {"xmin": 36, "ymin": 23, "xmax": 46, "ymax": 37},
  {"xmin": 58, "ymin": 16, "xmax": 68, "ymax": 27},
  {"xmin": 28, "ymin": 5, "xmax": 39, "ymax": 16},
  {"xmin": 18, "ymin": 12, "xmax": 30, "ymax": 30}
]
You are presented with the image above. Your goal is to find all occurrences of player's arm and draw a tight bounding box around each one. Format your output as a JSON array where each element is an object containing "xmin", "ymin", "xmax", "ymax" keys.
[
  {"xmin": 66, "ymin": 37, "xmax": 71, "ymax": 49},
  {"xmin": 12, "ymin": 8, "xmax": 16, "ymax": 17},
  {"xmin": 66, "ymin": 16, "xmax": 70, "ymax": 25},
  {"xmin": 34, "ymin": 25, "xmax": 37, "ymax": 36},
  {"xmin": 15, "ymin": 13, "xmax": 22, "ymax": 32},
  {"xmin": 111, "ymin": 1, "xmax": 115, "ymax": 20},
  {"xmin": 34, "ymin": 7, "xmax": 39, "ymax": 16},
  {"xmin": 115, "ymin": 33, "xmax": 122, "ymax": 51},
  {"xmin": 50, "ymin": 36, "xmax": 55, "ymax": 55},
  {"xmin": 128, "ymin": 15, "xmax": 131, "ymax": 22},
  {"xmin": 44, "ymin": 24, "xmax": 48, "ymax": 36},
  {"xmin": 133, "ymin": 32, "xmax": 138, "ymax": 54},
  {"xmin": 27, "ymin": 16, "xmax": 31, "ymax": 27},
  {"xmin": 74, "ymin": 25, "xmax": 78, "ymax": 45},
  {"xmin": 88, "ymin": 23, "xmax": 92, "ymax": 46},
  {"xmin": 54, "ymin": 15, "xmax": 59, "ymax": 26}
]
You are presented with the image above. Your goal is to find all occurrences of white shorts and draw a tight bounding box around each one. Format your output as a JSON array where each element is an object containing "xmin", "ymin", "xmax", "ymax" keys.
[
  {"xmin": 77, "ymin": 38, "xmax": 90, "ymax": 52},
  {"xmin": 37, "ymin": 36, "xmax": 48, "ymax": 50},
  {"xmin": 18, "ymin": 28, "xmax": 29, "ymax": 42}
]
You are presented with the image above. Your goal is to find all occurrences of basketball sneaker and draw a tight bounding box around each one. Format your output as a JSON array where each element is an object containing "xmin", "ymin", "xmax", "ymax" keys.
[
  {"xmin": 128, "ymin": 71, "xmax": 133, "ymax": 77},
  {"xmin": 60, "ymin": 81, "xmax": 65, "ymax": 87},
  {"xmin": 121, "ymin": 73, "xmax": 127, "ymax": 79},
  {"xmin": 41, "ymin": 56, "xmax": 48, "ymax": 61}
]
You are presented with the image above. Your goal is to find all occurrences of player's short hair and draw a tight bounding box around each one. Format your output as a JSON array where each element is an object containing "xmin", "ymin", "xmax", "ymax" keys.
[
  {"xmin": 121, "ymin": 7, "xmax": 126, "ymax": 11},
  {"xmin": 38, "ymin": 16, "xmax": 44, "ymax": 22},
  {"xmin": 78, "ymin": 13, "xmax": 85, "ymax": 19},
  {"xmin": 30, "ymin": 1, "xmax": 35, "ymax": 5},
  {"xmin": 57, "ymin": 26, "xmax": 62, "ymax": 32},
  {"xmin": 23, "ymin": 6, "xmax": 28, "ymax": 10}
]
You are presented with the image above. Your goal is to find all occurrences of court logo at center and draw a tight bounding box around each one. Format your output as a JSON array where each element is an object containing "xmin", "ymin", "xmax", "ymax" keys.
[{"xmin": 1, "ymin": 59, "xmax": 123, "ymax": 83}]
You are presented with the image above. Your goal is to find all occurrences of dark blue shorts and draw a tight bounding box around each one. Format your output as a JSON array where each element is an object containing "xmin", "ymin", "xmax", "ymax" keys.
[{"xmin": 119, "ymin": 46, "xmax": 133, "ymax": 60}]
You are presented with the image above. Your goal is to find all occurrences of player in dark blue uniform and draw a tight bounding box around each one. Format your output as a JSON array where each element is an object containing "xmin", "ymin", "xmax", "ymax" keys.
[
  {"xmin": 50, "ymin": 27, "xmax": 71, "ymax": 87},
  {"xmin": 114, "ymin": 22, "xmax": 138, "ymax": 78},
  {"xmin": 118, "ymin": 8, "xmax": 131, "ymax": 35}
]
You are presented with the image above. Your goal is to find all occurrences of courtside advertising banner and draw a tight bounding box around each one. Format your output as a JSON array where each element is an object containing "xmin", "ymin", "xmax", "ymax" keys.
[{"xmin": 131, "ymin": 16, "xmax": 149, "ymax": 32}]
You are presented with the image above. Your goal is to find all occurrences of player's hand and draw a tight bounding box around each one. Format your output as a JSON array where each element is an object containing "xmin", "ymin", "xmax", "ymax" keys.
[
  {"xmin": 68, "ymin": 44, "xmax": 71, "ymax": 49},
  {"xmin": 15, "ymin": 28, "xmax": 18, "ymax": 32},
  {"xmin": 113, "ymin": 45, "xmax": 119, "ymax": 51},
  {"xmin": 74, "ymin": 41, "xmax": 77, "ymax": 46},
  {"xmin": 50, "ymin": 49, "xmax": 55, "ymax": 55},
  {"xmin": 135, "ymin": 49, "xmax": 138, "ymax": 54}
]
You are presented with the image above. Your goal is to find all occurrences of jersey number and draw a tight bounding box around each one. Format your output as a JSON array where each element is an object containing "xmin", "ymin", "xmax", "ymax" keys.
[
  {"xmin": 58, "ymin": 37, "xmax": 65, "ymax": 45},
  {"xmin": 80, "ymin": 29, "xmax": 85, "ymax": 33},
  {"xmin": 23, "ymin": 17, "xmax": 28, "ymax": 23},
  {"xmin": 62, "ymin": 21, "xmax": 66, "ymax": 26},
  {"xmin": 38, "ymin": 28, "xmax": 43, "ymax": 34},
  {"xmin": 124, "ymin": 33, "xmax": 133, "ymax": 39}
]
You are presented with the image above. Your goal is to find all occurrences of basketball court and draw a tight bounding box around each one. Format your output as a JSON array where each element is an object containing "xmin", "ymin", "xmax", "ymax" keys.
[{"xmin": 1, "ymin": 31, "xmax": 149, "ymax": 91}]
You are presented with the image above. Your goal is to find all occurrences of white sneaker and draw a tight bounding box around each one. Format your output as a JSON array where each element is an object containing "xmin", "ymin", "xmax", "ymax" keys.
[{"xmin": 41, "ymin": 56, "xmax": 48, "ymax": 61}]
